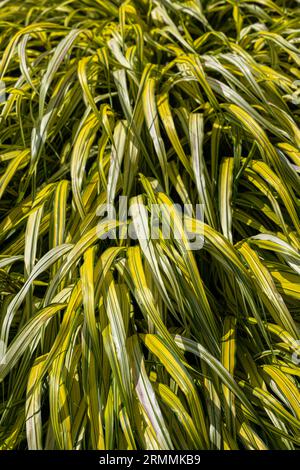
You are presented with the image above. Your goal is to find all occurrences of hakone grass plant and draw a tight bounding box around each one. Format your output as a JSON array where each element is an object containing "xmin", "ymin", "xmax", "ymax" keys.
[{"xmin": 0, "ymin": 0, "xmax": 300, "ymax": 450}]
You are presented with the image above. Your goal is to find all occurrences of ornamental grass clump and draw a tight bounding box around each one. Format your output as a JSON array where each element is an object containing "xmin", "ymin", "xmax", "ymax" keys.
[{"xmin": 0, "ymin": 0, "xmax": 300, "ymax": 450}]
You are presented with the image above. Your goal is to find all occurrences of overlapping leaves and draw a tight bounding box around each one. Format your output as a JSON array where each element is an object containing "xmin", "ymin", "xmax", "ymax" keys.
[{"xmin": 0, "ymin": 0, "xmax": 299, "ymax": 450}]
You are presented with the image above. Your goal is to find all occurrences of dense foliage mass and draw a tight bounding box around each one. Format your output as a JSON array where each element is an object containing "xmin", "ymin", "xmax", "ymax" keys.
[{"xmin": 0, "ymin": 0, "xmax": 300, "ymax": 450}]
